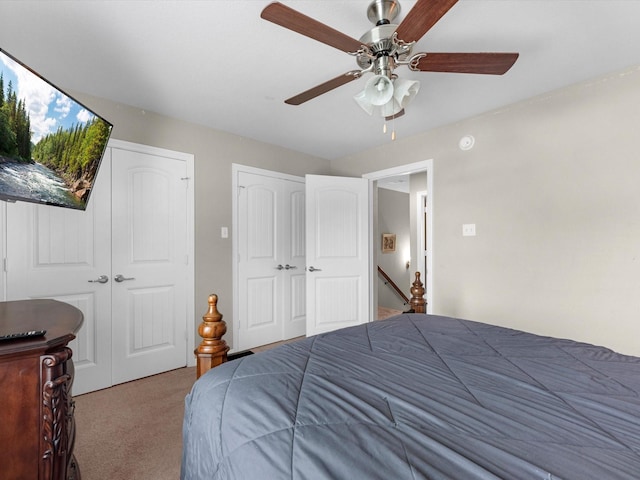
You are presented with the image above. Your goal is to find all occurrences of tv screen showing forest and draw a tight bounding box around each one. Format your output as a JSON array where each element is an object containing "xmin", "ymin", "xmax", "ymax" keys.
[{"xmin": 0, "ymin": 49, "xmax": 112, "ymax": 210}]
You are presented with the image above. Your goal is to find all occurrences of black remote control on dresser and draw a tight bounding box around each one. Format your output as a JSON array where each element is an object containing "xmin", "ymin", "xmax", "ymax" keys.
[{"xmin": 0, "ymin": 330, "xmax": 46, "ymax": 341}]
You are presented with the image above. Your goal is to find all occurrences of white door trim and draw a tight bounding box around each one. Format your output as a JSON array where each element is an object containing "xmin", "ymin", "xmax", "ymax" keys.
[
  {"xmin": 109, "ymin": 139, "xmax": 196, "ymax": 367},
  {"xmin": 416, "ymin": 190, "xmax": 428, "ymax": 295},
  {"xmin": 363, "ymin": 159, "xmax": 434, "ymax": 318}
]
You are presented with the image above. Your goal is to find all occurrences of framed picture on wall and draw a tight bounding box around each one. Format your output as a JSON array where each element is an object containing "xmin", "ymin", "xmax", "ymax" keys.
[{"xmin": 382, "ymin": 233, "xmax": 396, "ymax": 253}]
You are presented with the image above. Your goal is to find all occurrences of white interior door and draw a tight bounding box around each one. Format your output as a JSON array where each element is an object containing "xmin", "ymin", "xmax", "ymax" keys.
[
  {"xmin": 5, "ymin": 140, "xmax": 193, "ymax": 394},
  {"xmin": 110, "ymin": 145, "xmax": 190, "ymax": 385},
  {"xmin": 236, "ymin": 168, "xmax": 305, "ymax": 351},
  {"xmin": 283, "ymin": 177, "xmax": 306, "ymax": 339},
  {"xmin": 5, "ymin": 150, "xmax": 113, "ymax": 394},
  {"xmin": 305, "ymin": 175, "xmax": 369, "ymax": 336}
]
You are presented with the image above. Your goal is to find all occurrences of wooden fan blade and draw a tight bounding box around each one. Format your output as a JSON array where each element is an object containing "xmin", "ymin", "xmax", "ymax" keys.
[
  {"xmin": 285, "ymin": 72, "xmax": 361, "ymax": 105},
  {"xmin": 412, "ymin": 52, "xmax": 519, "ymax": 75},
  {"xmin": 394, "ymin": 0, "xmax": 458, "ymax": 43},
  {"xmin": 261, "ymin": 2, "xmax": 363, "ymax": 53},
  {"xmin": 385, "ymin": 109, "xmax": 405, "ymax": 121}
]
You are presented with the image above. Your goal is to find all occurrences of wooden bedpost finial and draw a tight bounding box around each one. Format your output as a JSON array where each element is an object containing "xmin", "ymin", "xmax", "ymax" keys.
[
  {"xmin": 194, "ymin": 293, "xmax": 230, "ymax": 379},
  {"xmin": 410, "ymin": 272, "xmax": 426, "ymax": 314}
]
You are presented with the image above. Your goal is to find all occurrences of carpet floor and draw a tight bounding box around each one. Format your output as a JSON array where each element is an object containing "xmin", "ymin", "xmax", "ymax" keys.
[
  {"xmin": 72, "ymin": 317, "xmax": 396, "ymax": 478},
  {"xmin": 74, "ymin": 367, "xmax": 196, "ymax": 480}
]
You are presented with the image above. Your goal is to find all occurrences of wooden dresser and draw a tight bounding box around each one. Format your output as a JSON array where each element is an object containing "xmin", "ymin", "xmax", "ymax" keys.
[{"xmin": 0, "ymin": 299, "xmax": 83, "ymax": 480}]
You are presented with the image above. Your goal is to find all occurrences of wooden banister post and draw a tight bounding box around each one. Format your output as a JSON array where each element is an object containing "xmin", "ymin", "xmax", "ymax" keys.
[
  {"xmin": 194, "ymin": 294, "xmax": 229, "ymax": 379},
  {"xmin": 409, "ymin": 272, "xmax": 426, "ymax": 314}
]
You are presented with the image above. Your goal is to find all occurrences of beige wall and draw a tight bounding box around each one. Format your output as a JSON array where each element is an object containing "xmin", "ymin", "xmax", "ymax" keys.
[
  {"xmin": 377, "ymin": 188, "xmax": 411, "ymax": 311},
  {"xmin": 70, "ymin": 64, "xmax": 640, "ymax": 357},
  {"xmin": 71, "ymin": 94, "xmax": 331, "ymax": 348},
  {"xmin": 332, "ymin": 65, "xmax": 640, "ymax": 356}
]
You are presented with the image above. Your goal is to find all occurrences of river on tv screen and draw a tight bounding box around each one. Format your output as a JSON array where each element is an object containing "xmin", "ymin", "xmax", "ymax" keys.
[{"xmin": 0, "ymin": 49, "xmax": 112, "ymax": 209}]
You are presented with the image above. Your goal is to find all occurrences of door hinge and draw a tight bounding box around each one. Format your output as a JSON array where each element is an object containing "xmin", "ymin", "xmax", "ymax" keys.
[{"xmin": 2, "ymin": 258, "xmax": 7, "ymax": 273}]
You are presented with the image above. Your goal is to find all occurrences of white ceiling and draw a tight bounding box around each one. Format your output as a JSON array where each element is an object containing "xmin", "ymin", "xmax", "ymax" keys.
[
  {"xmin": 377, "ymin": 174, "xmax": 411, "ymax": 193},
  {"xmin": 1, "ymin": 1, "xmax": 639, "ymax": 160}
]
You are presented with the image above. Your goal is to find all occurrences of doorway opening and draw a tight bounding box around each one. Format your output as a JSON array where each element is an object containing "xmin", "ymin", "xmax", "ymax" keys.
[
  {"xmin": 363, "ymin": 160, "xmax": 434, "ymax": 320},
  {"xmin": 231, "ymin": 161, "xmax": 432, "ymax": 352}
]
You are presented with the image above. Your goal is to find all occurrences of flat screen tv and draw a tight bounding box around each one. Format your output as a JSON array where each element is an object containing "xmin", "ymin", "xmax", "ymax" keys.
[{"xmin": 0, "ymin": 48, "xmax": 112, "ymax": 210}]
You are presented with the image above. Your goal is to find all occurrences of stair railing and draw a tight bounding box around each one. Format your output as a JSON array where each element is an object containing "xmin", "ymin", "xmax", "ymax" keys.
[
  {"xmin": 377, "ymin": 266, "xmax": 426, "ymax": 314},
  {"xmin": 377, "ymin": 266, "xmax": 410, "ymax": 305}
]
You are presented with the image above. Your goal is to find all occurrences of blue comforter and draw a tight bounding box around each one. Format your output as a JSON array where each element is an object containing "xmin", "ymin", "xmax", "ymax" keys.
[{"xmin": 182, "ymin": 314, "xmax": 640, "ymax": 479}]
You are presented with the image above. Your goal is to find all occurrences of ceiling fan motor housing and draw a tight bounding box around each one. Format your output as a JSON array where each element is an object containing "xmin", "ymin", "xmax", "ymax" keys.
[
  {"xmin": 367, "ymin": 0, "xmax": 401, "ymax": 25},
  {"xmin": 357, "ymin": 22, "xmax": 412, "ymax": 74},
  {"xmin": 358, "ymin": 0, "xmax": 415, "ymax": 74}
]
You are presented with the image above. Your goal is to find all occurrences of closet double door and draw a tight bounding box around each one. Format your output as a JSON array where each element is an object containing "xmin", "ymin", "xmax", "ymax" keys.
[
  {"xmin": 236, "ymin": 170, "xmax": 306, "ymax": 351},
  {"xmin": 5, "ymin": 140, "xmax": 193, "ymax": 395},
  {"xmin": 235, "ymin": 168, "xmax": 371, "ymax": 351}
]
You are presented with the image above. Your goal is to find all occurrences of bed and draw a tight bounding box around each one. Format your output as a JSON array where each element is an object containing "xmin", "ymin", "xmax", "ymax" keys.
[{"xmin": 182, "ymin": 311, "xmax": 640, "ymax": 479}]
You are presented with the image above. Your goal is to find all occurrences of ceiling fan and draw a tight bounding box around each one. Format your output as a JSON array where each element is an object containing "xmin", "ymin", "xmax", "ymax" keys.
[{"xmin": 261, "ymin": 0, "xmax": 519, "ymax": 119}]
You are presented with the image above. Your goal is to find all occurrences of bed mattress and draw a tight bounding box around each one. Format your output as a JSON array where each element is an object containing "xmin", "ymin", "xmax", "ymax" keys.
[{"xmin": 182, "ymin": 314, "xmax": 640, "ymax": 479}]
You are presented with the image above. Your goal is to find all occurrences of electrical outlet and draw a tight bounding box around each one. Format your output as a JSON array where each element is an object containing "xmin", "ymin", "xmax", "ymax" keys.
[{"xmin": 462, "ymin": 224, "xmax": 476, "ymax": 237}]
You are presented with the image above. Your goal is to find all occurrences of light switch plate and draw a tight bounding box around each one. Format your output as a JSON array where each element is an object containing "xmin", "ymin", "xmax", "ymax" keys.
[
  {"xmin": 221, "ymin": 227, "xmax": 229, "ymax": 238},
  {"xmin": 462, "ymin": 224, "xmax": 476, "ymax": 236}
]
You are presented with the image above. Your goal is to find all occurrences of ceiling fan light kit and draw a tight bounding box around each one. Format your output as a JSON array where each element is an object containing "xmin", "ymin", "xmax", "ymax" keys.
[
  {"xmin": 261, "ymin": 0, "xmax": 519, "ymax": 126},
  {"xmin": 354, "ymin": 75, "xmax": 420, "ymax": 118},
  {"xmin": 364, "ymin": 75, "xmax": 395, "ymax": 106}
]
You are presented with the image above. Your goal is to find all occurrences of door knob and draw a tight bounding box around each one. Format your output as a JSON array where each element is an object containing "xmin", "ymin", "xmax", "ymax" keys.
[
  {"xmin": 284, "ymin": 264, "xmax": 297, "ymax": 270},
  {"xmin": 307, "ymin": 266, "xmax": 322, "ymax": 272},
  {"xmin": 275, "ymin": 264, "xmax": 284, "ymax": 270},
  {"xmin": 114, "ymin": 274, "xmax": 135, "ymax": 282},
  {"xmin": 88, "ymin": 275, "xmax": 109, "ymax": 284}
]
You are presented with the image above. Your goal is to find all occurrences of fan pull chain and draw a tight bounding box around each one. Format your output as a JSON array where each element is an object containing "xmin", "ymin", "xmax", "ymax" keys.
[
  {"xmin": 391, "ymin": 114, "xmax": 397, "ymax": 141},
  {"xmin": 382, "ymin": 119, "xmax": 396, "ymax": 140}
]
